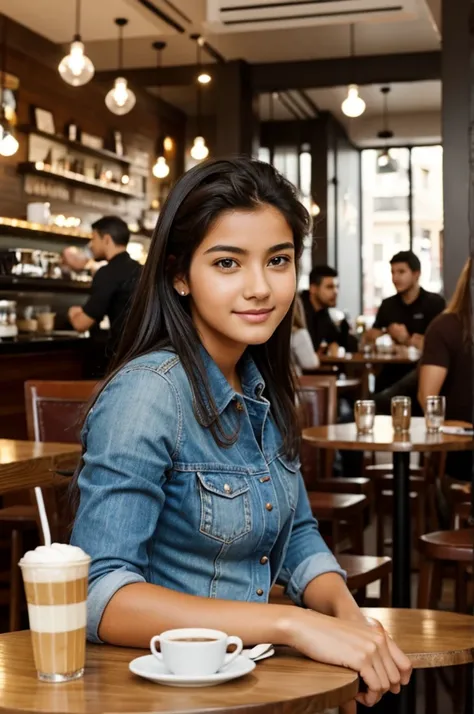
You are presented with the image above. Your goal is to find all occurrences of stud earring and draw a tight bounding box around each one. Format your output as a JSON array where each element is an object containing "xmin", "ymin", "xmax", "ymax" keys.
[{"xmin": 181, "ymin": 290, "xmax": 186, "ymax": 296}]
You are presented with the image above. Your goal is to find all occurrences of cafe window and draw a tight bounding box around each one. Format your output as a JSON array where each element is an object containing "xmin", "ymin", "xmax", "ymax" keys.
[{"xmin": 361, "ymin": 145, "xmax": 443, "ymax": 315}]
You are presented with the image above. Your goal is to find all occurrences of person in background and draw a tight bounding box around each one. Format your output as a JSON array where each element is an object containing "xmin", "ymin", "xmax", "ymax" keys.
[
  {"xmin": 418, "ymin": 258, "xmax": 472, "ymax": 484},
  {"xmin": 301, "ymin": 266, "xmax": 358, "ymax": 354},
  {"xmin": 291, "ymin": 295, "xmax": 320, "ymax": 374},
  {"xmin": 364, "ymin": 250, "xmax": 445, "ymax": 351},
  {"xmin": 66, "ymin": 216, "xmax": 141, "ymax": 361},
  {"xmin": 364, "ymin": 250, "xmax": 445, "ymax": 394}
]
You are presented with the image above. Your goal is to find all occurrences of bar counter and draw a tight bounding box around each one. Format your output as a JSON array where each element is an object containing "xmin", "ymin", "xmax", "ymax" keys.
[{"xmin": 0, "ymin": 333, "xmax": 89, "ymax": 439}]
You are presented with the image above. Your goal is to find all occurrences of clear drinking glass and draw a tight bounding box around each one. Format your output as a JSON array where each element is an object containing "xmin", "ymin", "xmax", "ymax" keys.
[
  {"xmin": 425, "ymin": 395, "xmax": 446, "ymax": 433},
  {"xmin": 391, "ymin": 396, "xmax": 411, "ymax": 433},
  {"xmin": 354, "ymin": 400, "xmax": 376, "ymax": 434}
]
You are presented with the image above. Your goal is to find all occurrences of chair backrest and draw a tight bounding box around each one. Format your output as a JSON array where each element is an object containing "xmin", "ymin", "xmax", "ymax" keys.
[
  {"xmin": 296, "ymin": 377, "xmax": 337, "ymax": 486},
  {"xmin": 24, "ymin": 381, "xmax": 99, "ymax": 443},
  {"xmin": 24, "ymin": 381, "xmax": 99, "ymax": 543},
  {"xmin": 297, "ymin": 374, "xmax": 337, "ymax": 424}
]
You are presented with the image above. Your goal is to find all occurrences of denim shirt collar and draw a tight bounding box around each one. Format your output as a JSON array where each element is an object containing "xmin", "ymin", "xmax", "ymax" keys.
[{"xmin": 199, "ymin": 347, "xmax": 266, "ymax": 414}]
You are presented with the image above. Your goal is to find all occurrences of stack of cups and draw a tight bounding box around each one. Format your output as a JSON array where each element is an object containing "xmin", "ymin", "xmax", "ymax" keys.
[{"xmin": 19, "ymin": 543, "xmax": 90, "ymax": 682}]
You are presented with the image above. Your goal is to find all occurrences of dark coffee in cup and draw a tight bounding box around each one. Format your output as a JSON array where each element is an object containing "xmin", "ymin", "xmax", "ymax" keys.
[{"xmin": 171, "ymin": 637, "xmax": 217, "ymax": 642}]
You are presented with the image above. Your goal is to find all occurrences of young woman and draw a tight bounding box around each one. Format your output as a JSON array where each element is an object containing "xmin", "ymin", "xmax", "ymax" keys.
[{"xmin": 71, "ymin": 158, "xmax": 410, "ymax": 708}]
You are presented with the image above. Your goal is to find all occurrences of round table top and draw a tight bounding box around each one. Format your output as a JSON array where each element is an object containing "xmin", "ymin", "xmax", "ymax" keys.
[
  {"xmin": 0, "ymin": 631, "xmax": 358, "ymax": 714},
  {"xmin": 360, "ymin": 608, "xmax": 474, "ymax": 668},
  {"xmin": 303, "ymin": 416, "xmax": 474, "ymax": 452},
  {"xmin": 321, "ymin": 351, "xmax": 418, "ymax": 366}
]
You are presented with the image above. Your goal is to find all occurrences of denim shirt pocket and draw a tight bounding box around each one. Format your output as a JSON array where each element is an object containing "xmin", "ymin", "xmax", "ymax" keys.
[
  {"xmin": 274, "ymin": 455, "xmax": 301, "ymax": 512},
  {"xmin": 197, "ymin": 472, "xmax": 252, "ymax": 544}
]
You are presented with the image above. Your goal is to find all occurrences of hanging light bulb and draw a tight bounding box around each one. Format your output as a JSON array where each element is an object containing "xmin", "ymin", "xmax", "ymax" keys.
[
  {"xmin": 198, "ymin": 72, "xmax": 211, "ymax": 84},
  {"xmin": 152, "ymin": 155, "xmax": 170, "ymax": 179},
  {"xmin": 163, "ymin": 136, "xmax": 173, "ymax": 152},
  {"xmin": 106, "ymin": 77, "xmax": 136, "ymax": 115},
  {"xmin": 106, "ymin": 19, "xmax": 136, "ymax": 116},
  {"xmin": 0, "ymin": 123, "xmax": 18, "ymax": 157},
  {"xmin": 59, "ymin": 40, "xmax": 94, "ymax": 87},
  {"xmin": 310, "ymin": 202, "xmax": 321, "ymax": 218},
  {"xmin": 341, "ymin": 26, "xmax": 366, "ymax": 118},
  {"xmin": 190, "ymin": 136, "xmax": 209, "ymax": 161},
  {"xmin": 58, "ymin": 0, "xmax": 94, "ymax": 86},
  {"xmin": 341, "ymin": 84, "xmax": 366, "ymax": 118}
]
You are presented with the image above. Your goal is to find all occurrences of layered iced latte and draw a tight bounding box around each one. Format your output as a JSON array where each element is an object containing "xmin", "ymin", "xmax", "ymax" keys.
[{"xmin": 19, "ymin": 543, "xmax": 90, "ymax": 682}]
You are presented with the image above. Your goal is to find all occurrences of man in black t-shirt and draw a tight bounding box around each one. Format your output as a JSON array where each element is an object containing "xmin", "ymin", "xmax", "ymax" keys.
[
  {"xmin": 365, "ymin": 250, "xmax": 445, "ymax": 395},
  {"xmin": 301, "ymin": 265, "xmax": 358, "ymax": 353},
  {"xmin": 67, "ymin": 216, "xmax": 141, "ymax": 366}
]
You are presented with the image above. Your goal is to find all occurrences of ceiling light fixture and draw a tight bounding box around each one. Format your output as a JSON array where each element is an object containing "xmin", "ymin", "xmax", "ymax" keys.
[
  {"xmin": 151, "ymin": 41, "xmax": 170, "ymax": 180},
  {"xmin": 377, "ymin": 86, "xmax": 398, "ymax": 172},
  {"xmin": 0, "ymin": 17, "xmax": 18, "ymax": 157},
  {"xmin": 58, "ymin": 0, "xmax": 95, "ymax": 86},
  {"xmin": 341, "ymin": 25, "xmax": 366, "ymax": 118},
  {"xmin": 105, "ymin": 18, "xmax": 136, "ymax": 116},
  {"xmin": 192, "ymin": 34, "xmax": 212, "ymax": 85},
  {"xmin": 190, "ymin": 37, "xmax": 209, "ymax": 161}
]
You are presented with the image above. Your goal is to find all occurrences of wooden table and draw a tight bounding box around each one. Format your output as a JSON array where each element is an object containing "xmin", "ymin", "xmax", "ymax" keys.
[
  {"xmin": 321, "ymin": 351, "xmax": 419, "ymax": 396},
  {"xmin": 0, "ymin": 439, "xmax": 81, "ymax": 495},
  {"xmin": 0, "ymin": 631, "xmax": 358, "ymax": 714},
  {"xmin": 303, "ymin": 416, "xmax": 474, "ymax": 608}
]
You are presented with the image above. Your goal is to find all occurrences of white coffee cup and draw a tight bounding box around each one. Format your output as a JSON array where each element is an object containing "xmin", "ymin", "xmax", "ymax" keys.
[{"xmin": 150, "ymin": 628, "xmax": 243, "ymax": 676}]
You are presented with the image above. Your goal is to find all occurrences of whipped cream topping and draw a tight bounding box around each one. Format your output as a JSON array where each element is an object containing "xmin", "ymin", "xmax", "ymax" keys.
[{"xmin": 20, "ymin": 543, "xmax": 88, "ymax": 565}]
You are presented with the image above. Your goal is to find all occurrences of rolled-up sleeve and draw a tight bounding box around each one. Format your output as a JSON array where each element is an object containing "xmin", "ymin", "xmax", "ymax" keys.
[
  {"xmin": 277, "ymin": 473, "xmax": 346, "ymax": 606},
  {"xmin": 70, "ymin": 365, "xmax": 180, "ymax": 643}
]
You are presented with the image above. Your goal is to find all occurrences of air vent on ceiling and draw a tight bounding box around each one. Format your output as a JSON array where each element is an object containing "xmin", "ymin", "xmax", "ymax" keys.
[{"xmin": 205, "ymin": 0, "xmax": 420, "ymax": 32}]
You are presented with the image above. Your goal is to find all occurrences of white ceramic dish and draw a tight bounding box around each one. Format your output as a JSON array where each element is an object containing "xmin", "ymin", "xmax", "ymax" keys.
[{"xmin": 129, "ymin": 653, "xmax": 256, "ymax": 688}]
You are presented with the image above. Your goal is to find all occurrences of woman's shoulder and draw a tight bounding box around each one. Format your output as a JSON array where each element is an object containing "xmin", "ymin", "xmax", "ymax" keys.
[
  {"xmin": 427, "ymin": 311, "xmax": 460, "ymax": 335},
  {"xmin": 104, "ymin": 349, "xmax": 190, "ymax": 397}
]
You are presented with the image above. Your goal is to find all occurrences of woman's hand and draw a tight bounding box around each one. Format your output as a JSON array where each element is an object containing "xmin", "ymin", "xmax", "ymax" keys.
[{"xmin": 278, "ymin": 608, "xmax": 412, "ymax": 708}]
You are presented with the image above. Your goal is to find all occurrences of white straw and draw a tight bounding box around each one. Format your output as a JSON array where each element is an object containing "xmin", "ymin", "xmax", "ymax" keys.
[{"xmin": 34, "ymin": 487, "xmax": 51, "ymax": 547}]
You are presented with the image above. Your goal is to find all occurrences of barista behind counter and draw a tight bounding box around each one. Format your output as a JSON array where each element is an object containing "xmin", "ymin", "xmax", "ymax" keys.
[{"xmin": 64, "ymin": 216, "xmax": 141, "ymax": 376}]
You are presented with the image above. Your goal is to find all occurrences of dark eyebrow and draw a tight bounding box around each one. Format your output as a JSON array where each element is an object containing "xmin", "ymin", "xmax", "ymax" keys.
[{"xmin": 203, "ymin": 242, "xmax": 295, "ymax": 256}]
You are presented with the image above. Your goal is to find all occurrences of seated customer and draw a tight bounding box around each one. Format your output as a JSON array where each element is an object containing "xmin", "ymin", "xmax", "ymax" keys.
[
  {"xmin": 291, "ymin": 295, "xmax": 320, "ymax": 375},
  {"xmin": 418, "ymin": 258, "xmax": 472, "ymax": 482},
  {"xmin": 301, "ymin": 265, "xmax": 357, "ymax": 353},
  {"xmin": 364, "ymin": 250, "xmax": 445, "ymax": 392}
]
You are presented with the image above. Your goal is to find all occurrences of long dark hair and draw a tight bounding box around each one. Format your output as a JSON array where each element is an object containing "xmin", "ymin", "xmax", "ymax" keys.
[{"xmin": 98, "ymin": 158, "xmax": 309, "ymax": 459}]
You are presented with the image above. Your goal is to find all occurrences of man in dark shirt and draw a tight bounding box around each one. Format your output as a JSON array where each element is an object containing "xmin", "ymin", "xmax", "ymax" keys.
[
  {"xmin": 364, "ymin": 250, "xmax": 445, "ymax": 393},
  {"xmin": 67, "ymin": 216, "xmax": 141, "ymax": 359},
  {"xmin": 301, "ymin": 265, "xmax": 358, "ymax": 353}
]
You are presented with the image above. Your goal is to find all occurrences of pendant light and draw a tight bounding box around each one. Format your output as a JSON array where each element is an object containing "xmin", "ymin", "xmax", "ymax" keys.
[
  {"xmin": 0, "ymin": 17, "xmax": 18, "ymax": 157},
  {"xmin": 105, "ymin": 19, "xmax": 136, "ymax": 116},
  {"xmin": 151, "ymin": 41, "xmax": 170, "ymax": 180},
  {"xmin": 194, "ymin": 35, "xmax": 211, "ymax": 84},
  {"xmin": 190, "ymin": 37, "xmax": 209, "ymax": 161},
  {"xmin": 377, "ymin": 87, "xmax": 398, "ymax": 172},
  {"xmin": 341, "ymin": 25, "xmax": 366, "ymax": 118},
  {"xmin": 58, "ymin": 0, "xmax": 94, "ymax": 87}
]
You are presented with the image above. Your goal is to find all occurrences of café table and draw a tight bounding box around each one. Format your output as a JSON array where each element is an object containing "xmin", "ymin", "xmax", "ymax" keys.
[
  {"xmin": 303, "ymin": 416, "xmax": 474, "ymax": 608},
  {"xmin": 0, "ymin": 630, "xmax": 358, "ymax": 714},
  {"xmin": 321, "ymin": 350, "xmax": 419, "ymax": 397},
  {"xmin": 0, "ymin": 439, "xmax": 81, "ymax": 496}
]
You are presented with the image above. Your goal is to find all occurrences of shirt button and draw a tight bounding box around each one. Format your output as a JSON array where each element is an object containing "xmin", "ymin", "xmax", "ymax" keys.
[
  {"xmin": 260, "ymin": 556, "xmax": 268, "ymax": 565},
  {"xmin": 265, "ymin": 503, "xmax": 273, "ymax": 511},
  {"xmin": 256, "ymin": 588, "xmax": 264, "ymax": 596},
  {"xmin": 223, "ymin": 483, "xmax": 232, "ymax": 494},
  {"xmin": 235, "ymin": 402, "xmax": 244, "ymax": 411},
  {"xmin": 260, "ymin": 476, "xmax": 270, "ymax": 483}
]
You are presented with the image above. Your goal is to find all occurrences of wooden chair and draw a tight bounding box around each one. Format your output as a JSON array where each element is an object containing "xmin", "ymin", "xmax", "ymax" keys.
[
  {"xmin": 1, "ymin": 380, "xmax": 98, "ymax": 631},
  {"xmin": 269, "ymin": 554, "xmax": 392, "ymax": 607}
]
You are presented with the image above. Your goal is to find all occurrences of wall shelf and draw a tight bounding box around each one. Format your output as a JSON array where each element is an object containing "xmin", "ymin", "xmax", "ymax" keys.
[
  {"xmin": 0, "ymin": 275, "xmax": 91, "ymax": 293},
  {"xmin": 0, "ymin": 217, "xmax": 91, "ymax": 242},
  {"xmin": 18, "ymin": 162, "xmax": 145, "ymax": 200},
  {"xmin": 18, "ymin": 125, "xmax": 132, "ymax": 168}
]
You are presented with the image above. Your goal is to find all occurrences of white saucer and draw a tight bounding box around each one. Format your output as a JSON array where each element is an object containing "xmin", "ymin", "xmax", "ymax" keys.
[{"xmin": 129, "ymin": 654, "xmax": 256, "ymax": 687}]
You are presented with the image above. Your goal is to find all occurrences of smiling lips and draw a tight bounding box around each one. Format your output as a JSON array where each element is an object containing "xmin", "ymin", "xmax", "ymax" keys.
[{"xmin": 233, "ymin": 308, "xmax": 275, "ymax": 324}]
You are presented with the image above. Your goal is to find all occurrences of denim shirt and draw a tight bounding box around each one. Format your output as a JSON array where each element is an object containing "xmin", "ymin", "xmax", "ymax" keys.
[{"xmin": 71, "ymin": 348, "xmax": 346, "ymax": 643}]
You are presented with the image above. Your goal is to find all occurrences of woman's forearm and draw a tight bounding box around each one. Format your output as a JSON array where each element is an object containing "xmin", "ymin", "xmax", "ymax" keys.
[
  {"xmin": 99, "ymin": 582, "xmax": 299, "ymax": 647},
  {"xmin": 303, "ymin": 572, "xmax": 364, "ymax": 621}
]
